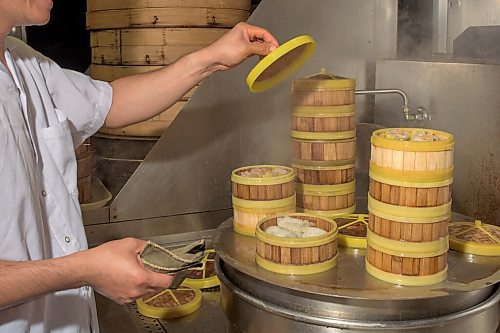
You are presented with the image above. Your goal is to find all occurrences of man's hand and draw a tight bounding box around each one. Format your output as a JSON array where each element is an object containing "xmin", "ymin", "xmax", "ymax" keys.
[
  {"xmin": 82, "ymin": 238, "xmax": 174, "ymax": 304},
  {"xmin": 202, "ymin": 22, "xmax": 279, "ymax": 71}
]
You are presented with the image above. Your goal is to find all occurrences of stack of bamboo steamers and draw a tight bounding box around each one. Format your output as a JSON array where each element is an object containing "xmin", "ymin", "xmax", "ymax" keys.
[
  {"xmin": 86, "ymin": 0, "xmax": 251, "ymax": 136},
  {"xmin": 365, "ymin": 128, "xmax": 455, "ymax": 286},
  {"xmin": 291, "ymin": 69, "xmax": 357, "ymax": 218}
]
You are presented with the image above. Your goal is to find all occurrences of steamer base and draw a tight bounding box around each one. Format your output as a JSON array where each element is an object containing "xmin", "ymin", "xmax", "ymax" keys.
[{"xmin": 214, "ymin": 218, "xmax": 500, "ymax": 333}]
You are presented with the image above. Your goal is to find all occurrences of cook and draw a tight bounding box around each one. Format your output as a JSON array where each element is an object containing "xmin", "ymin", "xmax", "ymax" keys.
[{"xmin": 0, "ymin": 0, "xmax": 278, "ymax": 332}]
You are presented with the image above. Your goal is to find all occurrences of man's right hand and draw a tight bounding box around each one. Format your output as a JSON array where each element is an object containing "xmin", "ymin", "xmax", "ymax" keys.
[{"xmin": 81, "ymin": 238, "xmax": 174, "ymax": 304}]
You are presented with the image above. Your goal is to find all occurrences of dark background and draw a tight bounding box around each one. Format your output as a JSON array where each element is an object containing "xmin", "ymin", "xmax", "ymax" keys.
[
  {"xmin": 26, "ymin": 0, "xmax": 90, "ymax": 73},
  {"xmin": 25, "ymin": 0, "xmax": 264, "ymax": 74}
]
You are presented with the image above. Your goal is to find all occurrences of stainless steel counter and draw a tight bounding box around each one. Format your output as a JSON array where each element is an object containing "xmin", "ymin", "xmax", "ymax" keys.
[
  {"xmin": 96, "ymin": 230, "xmax": 227, "ymax": 333},
  {"xmin": 94, "ymin": 210, "xmax": 499, "ymax": 333},
  {"xmin": 96, "ymin": 290, "xmax": 225, "ymax": 333}
]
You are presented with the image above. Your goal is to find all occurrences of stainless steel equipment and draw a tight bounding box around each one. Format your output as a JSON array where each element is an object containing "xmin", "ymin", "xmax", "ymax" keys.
[
  {"xmin": 374, "ymin": 59, "xmax": 500, "ymax": 225},
  {"xmin": 214, "ymin": 218, "xmax": 500, "ymax": 333}
]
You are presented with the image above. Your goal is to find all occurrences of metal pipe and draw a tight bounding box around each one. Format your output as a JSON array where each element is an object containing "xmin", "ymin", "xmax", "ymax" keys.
[
  {"xmin": 355, "ymin": 88, "xmax": 430, "ymax": 121},
  {"xmin": 356, "ymin": 88, "xmax": 409, "ymax": 106}
]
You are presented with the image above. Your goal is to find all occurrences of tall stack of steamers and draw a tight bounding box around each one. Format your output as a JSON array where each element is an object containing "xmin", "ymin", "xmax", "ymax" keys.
[
  {"xmin": 86, "ymin": 0, "xmax": 251, "ymax": 136},
  {"xmin": 366, "ymin": 128, "xmax": 454, "ymax": 286},
  {"xmin": 291, "ymin": 69, "xmax": 357, "ymax": 218}
]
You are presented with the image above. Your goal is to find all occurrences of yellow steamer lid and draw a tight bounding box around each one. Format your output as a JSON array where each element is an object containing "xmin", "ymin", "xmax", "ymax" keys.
[
  {"xmin": 449, "ymin": 220, "xmax": 500, "ymax": 256},
  {"xmin": 246, "ymin": 35, "xmax": 316, "ymax": 92},
  {"xmin": 333, "ymin": 214, "xmax": 368, "ymax": 249},
  {"xmin": 291, "ymin": 68, "xmax": 356, "ymax": 90},
  {"xmin": 136, "ymin": 285, "xmax": 202, "ymax": 319},
  {"xmin": 183, "ymin": 249, "xmax": 220, "ymax": 290}
]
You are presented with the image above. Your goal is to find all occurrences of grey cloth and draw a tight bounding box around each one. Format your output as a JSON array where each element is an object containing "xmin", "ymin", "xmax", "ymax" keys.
[{"xmin": 140, "ymin": 240, "xmax": 205, "ymax": 274}]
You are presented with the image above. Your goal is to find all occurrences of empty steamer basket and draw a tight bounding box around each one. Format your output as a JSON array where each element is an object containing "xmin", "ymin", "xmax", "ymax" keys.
[
  {"xmin": 366, "ymin": 128, "xmax": 455, "ymax": 286},
  {"xmin": 231, "ymin": 165, "xmax": 296, "ymax": 236}
]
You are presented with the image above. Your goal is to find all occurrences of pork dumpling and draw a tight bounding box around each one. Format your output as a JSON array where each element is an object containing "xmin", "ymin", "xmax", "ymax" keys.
[
  {"xmin": 301, "ymin": 227, "xmax": 327, "ymax": 238},
  {"xmin": 277, "ymin": 217, "xmax": 312, "ymax": 237},
  {"xmin": 265, "ymin": 226, "xmax": 298, "ymax": 238}
]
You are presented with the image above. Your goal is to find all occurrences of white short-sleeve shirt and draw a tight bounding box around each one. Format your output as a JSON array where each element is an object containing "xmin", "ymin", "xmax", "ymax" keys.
[{"xmin": 0, "ymin": 37, "xmax": 112, "ymax": 333}]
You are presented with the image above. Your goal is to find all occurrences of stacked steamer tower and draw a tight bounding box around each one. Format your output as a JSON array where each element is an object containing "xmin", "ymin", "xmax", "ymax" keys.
[
  {"xmin": 86, "ymin": 0, "xmax": 250, "ymax": 136},
  {"xmin": 366, "ymin": 128, "xmax": 454, "ymax": 286},
  {"xmin": 291, "ymin": 69, "xmax": 357, "ymax": 219}
]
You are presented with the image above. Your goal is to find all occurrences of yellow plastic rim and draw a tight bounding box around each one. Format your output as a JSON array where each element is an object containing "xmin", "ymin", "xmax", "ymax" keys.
[
  {"xmin": 368, "ymin": 195, "xmax": 452, "ymax": 219},
  {"xmin": 336, "ymin": 214, "xmax": 368, "ymax": 249},
  {"xmin": 296, "ymin": 180, "xmax": 355, "ymax": 196},
  {"xmin": 246, "ymin": 35, "xmax": 316, "ymax": 93},
  {"xmin": 232, "ymin": 194, "xmax": 296, "ymax": 210},
  {"xmin": 298, "ymin": 205, "xmax": 356, "ymax": 217},
  {"xmin": 255, "ymin": 213, "xmax": 338, "ymax": 247},
  {"xmin": 449, "ymin": 221, "xmax": 500, "ymax": 256},
  {"xmin": 368, "ymin": 206, "xmax": 451, "ymax": 224},
  {"xmin": 292, "ymin": 162, "xmax": 355, "ymax": 171},
  {"xmin": 292, "ymin": 137, "xmax": 356, "ymax": 144},
  {"xmin": 365, "ymin": 260, "xmax": 448, "ymax": 286},
  {"xmin": 231, "ymin": 165, "xmax": 295, "ymax": 185},
  {"xmin": 292, "ymin": 104, "xmax": 356, "ymax": 116},
  {"xmin": 136, "ymin": 286, "xmax": 202, "ymax": 319},
  {"xmin": 369, "ymin": 162, "xmax": 454, "ymax": 185},
  {"xmin": 339, "ymin": 235, "xmax": 367, "ymax": 249},
  {"xmin": 291, "ymin": 129, "xmax": 356, "ymax": 140},
  {"xmin": 233, "ymin": 202, "xmax": 296, "ymax": 214},
  {"xmin": 183, "ymin": 250, "xmax": 220, "ymax": 289},
  {"xmin": 256, "ymin": 252, "xmax": 338, "ymax": 275},
  {"xmin": 371, "ymin": 128, "xmax": 455, "ymax": 152},
  {"xmin": 233, "ymin": 222, "xmax": 259, "ymax": 236},
  {"xmin": 367, "ymin": 230, "xmax": 449, "ymax": 257}
]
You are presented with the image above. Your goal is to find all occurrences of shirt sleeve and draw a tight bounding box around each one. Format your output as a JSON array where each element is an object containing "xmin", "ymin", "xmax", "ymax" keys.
[{"xmin": 38, "ymin": 55, "xmax": 113, "ymax": 147}]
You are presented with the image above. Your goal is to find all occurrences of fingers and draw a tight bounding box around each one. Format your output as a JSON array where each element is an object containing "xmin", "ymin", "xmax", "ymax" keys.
[
  {"xmin": 147, "ymin": 271, "xmax": 176, "ymax": 289},
  {"xmin": 247, "ymin": 42, "xmax": 277, "ymax": 57},
  {"xmin": 244, "ymin": 24, "xmax": 279, "ymax": 48}
]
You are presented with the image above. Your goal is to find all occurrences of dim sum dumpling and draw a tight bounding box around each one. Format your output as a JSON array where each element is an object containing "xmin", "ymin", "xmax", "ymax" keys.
[
  {"xmin": 277, "ymin": 217, "xmax": 312, "ymax": 237},
  {"xmin": 265, "ymin": 226, "xmax": 298, "ymax": 238},
  {"xmin": 301, "ymin": 227, "xmax": 327, "ymax": 238}
]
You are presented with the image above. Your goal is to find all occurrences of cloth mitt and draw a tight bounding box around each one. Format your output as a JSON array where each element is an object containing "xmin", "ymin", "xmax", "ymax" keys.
[{"xmin": 140, "ymin": 239, "xmax": 205, "ymax": 289}]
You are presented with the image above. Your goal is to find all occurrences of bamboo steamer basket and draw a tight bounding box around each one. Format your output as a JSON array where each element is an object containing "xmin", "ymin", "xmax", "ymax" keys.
[
  {"xmin": 291, "ymin": 69, "xmax": 356, "ymax": 106},
  {"xmin": 449, "ymin": 220, "xmax": 500, "ymax": 256},
  {"xmin": 370, "ymin": 128, "xmax": 454, "ymax": 173},
  {"xmin": 291, "ymin": 104, "xmax": 356, "ymax": 138},
  {"xmin": 366, "ymin": 194, "xmax": 450, "ymax": 286},
  {"xmin": 369, "ymin": 128, "xmax": 454, "ymax": 235},
  {"xmin": 366, "ymin": 229, "xmax": 449, "ymax": 286},
  {"xmin": 255, "ymin": 213, "xmax": 338, "ymax": 275},
  {"xmin": 293, "ymin": 162, "xmax": 355, "ymax": 185},
  {"xmin": 369, "ymin": 127, "xmax": 454, "ymax": 207},
  {"xmin": 291, "ymin": 137, "xmax": 356, "ymax": 164},
  {"xmin": 86, "ymin": 7, "xmax": 249, "ymax": 30},
  {"xmin": 295, "ymin": 180, "xmax": 356, "ymax": 218},
  {"xmin": 367, "ymin": 196, "xmax": 451, "ymax": 242},
  {"xmin": 87, "ymin": 0, "xmax": 251, "ymax": 12},
  {"xmin": 75, "ymin": 139, "xmax": 93, "ymax": 204},
  {"xmin": 231, "ymin": 165, "xmax": 296, "ymax": 236},
  {"xmin": 91, "ymin": 28, "xmax": 227, "ymax": 65}
]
